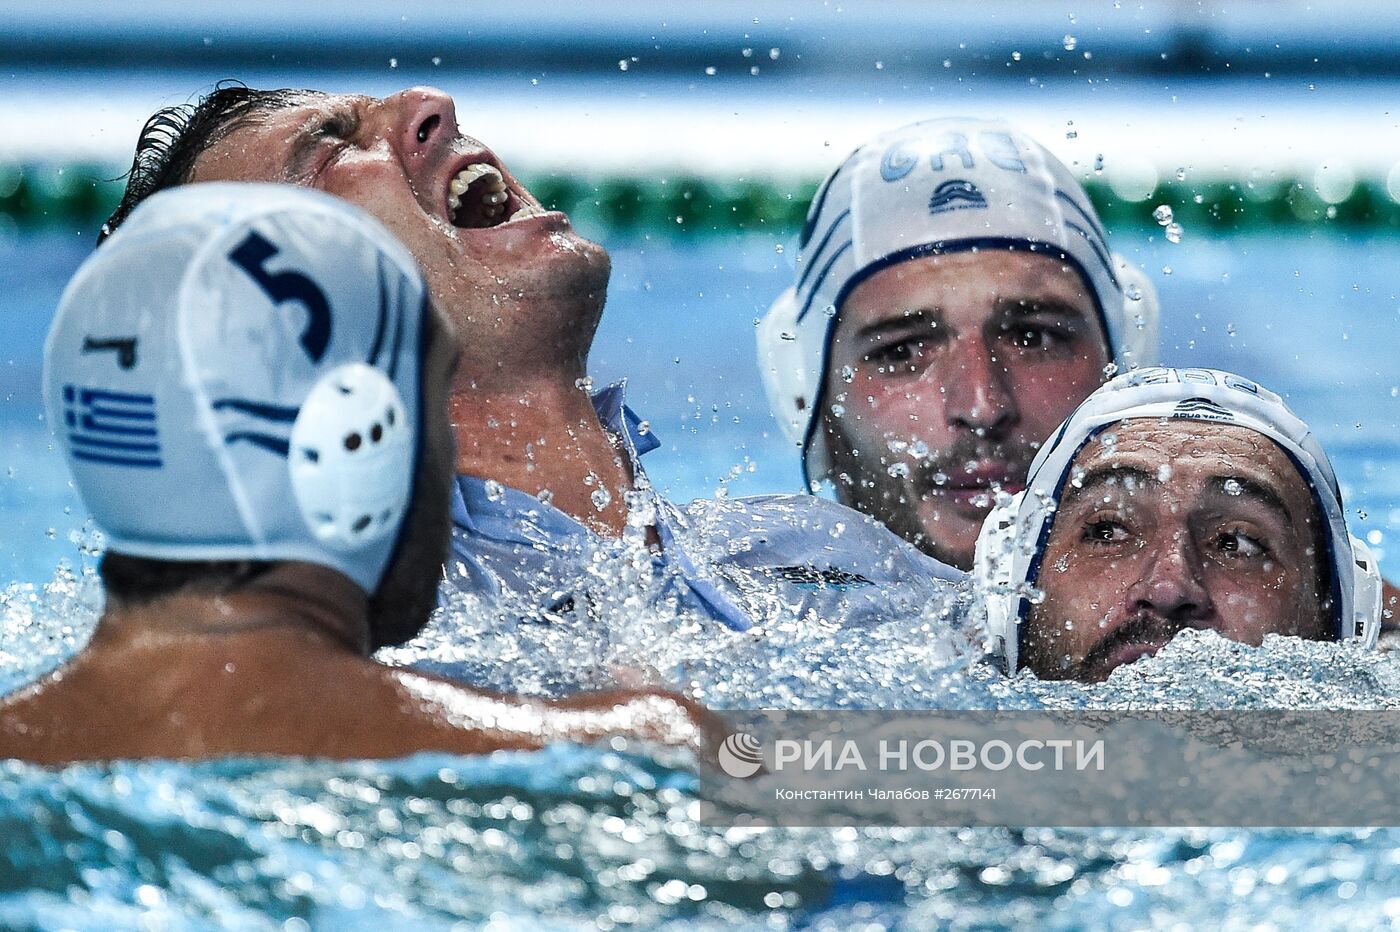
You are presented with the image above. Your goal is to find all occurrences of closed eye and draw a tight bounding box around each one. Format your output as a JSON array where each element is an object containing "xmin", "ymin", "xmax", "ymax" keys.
[{"xmin": 313, "ymin": 109, "xmax": 359, "ymax": 140}]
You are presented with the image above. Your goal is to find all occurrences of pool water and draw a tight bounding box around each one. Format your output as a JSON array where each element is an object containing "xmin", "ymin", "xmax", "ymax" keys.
[
  {"xmin": 6, "ymin": 225, "xmax": 1400, "ymax": 928},
  {"xmin": 7, "ymin": 227, "xmax": 1400, "ymax": 582}
]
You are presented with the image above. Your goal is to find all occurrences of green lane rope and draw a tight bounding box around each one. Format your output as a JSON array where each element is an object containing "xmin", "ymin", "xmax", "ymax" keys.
[{"xmin": 5, "ymin": 164, "xmax": 1400, "ymax": 236}]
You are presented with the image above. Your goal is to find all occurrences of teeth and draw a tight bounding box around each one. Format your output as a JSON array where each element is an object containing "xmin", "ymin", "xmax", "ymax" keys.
[
  {"xmin": 509, "ymin": 203, "xmax": 546, "ymax": 221},
  {"xmin": 448, "ymin": 162, "xmax": 509, "ymax": 224}
]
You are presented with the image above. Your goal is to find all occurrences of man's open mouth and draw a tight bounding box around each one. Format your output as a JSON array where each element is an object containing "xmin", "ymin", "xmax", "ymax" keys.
[{"xmin": 446, "ymin": 162, "xmax": 546, "ymax": 229}]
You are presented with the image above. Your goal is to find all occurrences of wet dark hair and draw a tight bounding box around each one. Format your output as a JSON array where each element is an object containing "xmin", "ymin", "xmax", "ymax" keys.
[
  {"xmin": 100, "ymin": 81, "xmax": 310, "ymax": 244},
  {"xmin": 99, "ymin": 552, "xmax": 273, "ymax": 607}
]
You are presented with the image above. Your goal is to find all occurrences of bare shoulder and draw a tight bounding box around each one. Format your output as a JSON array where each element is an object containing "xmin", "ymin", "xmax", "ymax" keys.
[{"xmin": 382, "ymin": 668, "xmax": 716, "ymax": 756}]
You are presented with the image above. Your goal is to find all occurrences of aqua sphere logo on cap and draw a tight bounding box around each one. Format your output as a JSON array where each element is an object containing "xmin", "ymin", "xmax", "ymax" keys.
[{"xmin": 718, "ymin": 733, "xmax": 763, "ymax": 778}]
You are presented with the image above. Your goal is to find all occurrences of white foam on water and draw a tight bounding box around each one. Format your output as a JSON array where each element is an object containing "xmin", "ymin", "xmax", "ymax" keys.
[{"xmin": 6, "ymin": 549, "xmax": 1400, "ymax": 927}]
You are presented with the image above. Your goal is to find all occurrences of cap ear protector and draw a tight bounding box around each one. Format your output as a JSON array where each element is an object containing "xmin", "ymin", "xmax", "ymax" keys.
[
  {"xmin": 45, "ymin": 182, "xmax": 429, "ymax": 594},
  {"xmin": 973, "ymin": 367, "xmax": 1382, "ymax": 675},
  {"xmin": 289, "ymin": 363, "xmax": 412, "ymax": 548},
  {"xmin": 756, "ymin": 117, "xmax": 1161, "ymax": 488}
]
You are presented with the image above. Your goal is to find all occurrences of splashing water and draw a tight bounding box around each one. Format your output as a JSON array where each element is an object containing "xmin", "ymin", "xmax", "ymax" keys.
[{"xmin": 7, "ymin": 555, "xmax": 1400, "ymax": 927}]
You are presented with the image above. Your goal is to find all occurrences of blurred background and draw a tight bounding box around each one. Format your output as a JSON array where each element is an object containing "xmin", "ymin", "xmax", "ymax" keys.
[{"xmin": 4, "ymin": 0, "xmax": 1400, "ymax": 582}]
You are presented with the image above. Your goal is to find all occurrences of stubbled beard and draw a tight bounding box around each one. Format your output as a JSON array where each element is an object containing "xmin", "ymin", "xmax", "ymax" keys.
[
  {"xmin": 822, "ymin": 417, "xmax": 1031, "ymax": 569},
  {"xmin": 823, "ymin": 418, "xmax": 960, "ymax": 566}
]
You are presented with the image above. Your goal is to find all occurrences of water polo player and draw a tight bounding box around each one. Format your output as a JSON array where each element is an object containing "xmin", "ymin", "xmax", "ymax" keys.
[
  {"xmin": 97, "ymin": 85, "xmax": 967, "ymax": 679},
  {"xmin": 0, "ymin": 182, "xmax": 708, "ymax": 763},
  {"xmin": 974, "ymin": 367, "xmax": 1381, "ymax": 682},
  {"xmin": 760, "ymin": 117, "xmax": 1159, "ymax": 571}
]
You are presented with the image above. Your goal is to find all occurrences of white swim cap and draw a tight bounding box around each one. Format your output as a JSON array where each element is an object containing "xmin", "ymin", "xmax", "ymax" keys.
[
  {"xmin": 44, "ymin": 182, "xmax": 429, "ymax": 594},
  {"xmin": 973, "ymin": 367, "xmax": 1382, "ymax": 675},
  {"xmin": 757, "ymin": 117, "xmax": 1160, "ymax": 487}
]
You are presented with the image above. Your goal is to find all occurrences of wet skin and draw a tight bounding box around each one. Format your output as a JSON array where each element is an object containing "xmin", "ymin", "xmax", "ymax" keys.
[
  {"xmin": 192, "ymin": 87, "xmax": 638, "ymax": 538},
  {"xmin": 822, "ymin": 249, "xmax": 1110, "ymax": 570},
  {"xmin": 1023, "ymin": 419, "xmax": 1331, "ymax": 682},
  {"xmin": 0, "ymin": 304, "xmax": 711, "ymax": 764}
]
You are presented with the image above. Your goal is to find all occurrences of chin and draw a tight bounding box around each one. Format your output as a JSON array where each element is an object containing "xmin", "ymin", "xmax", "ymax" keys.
[{"xmin": 912, "ymin": 509, "xmax": 978, "ymax": 570}]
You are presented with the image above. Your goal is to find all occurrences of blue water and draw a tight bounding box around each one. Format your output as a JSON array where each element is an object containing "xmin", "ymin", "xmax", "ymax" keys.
[
  {"xmin": 7, "ymin": 227, "xmax": 1400, "ymax": 582},
  {"xmin": 8, "ymin": 225, "xmax": 1400, "ymax": 928},
  {"xmin": 5, "ymin": 743, "xmax": 1394, "ymax": 931}
]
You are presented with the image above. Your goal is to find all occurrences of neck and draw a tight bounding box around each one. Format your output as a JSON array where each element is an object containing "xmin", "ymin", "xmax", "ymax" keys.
[
  {"xmin": 450, "ymin": 373, "xmax": 637, "ymax": 536},
  {"xmin": 95, "ymin": 562, "xmax": 372, "ymax": 655}
]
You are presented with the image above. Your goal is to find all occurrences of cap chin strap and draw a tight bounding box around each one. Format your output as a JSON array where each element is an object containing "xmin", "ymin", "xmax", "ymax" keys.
[
  {"xmin": 973, "ymin": 492, "xmax": 1031, "ymax": 676},
  {"xmin": 1350, "ymin": 536, "xmax": 1383, "ymax": 648}
]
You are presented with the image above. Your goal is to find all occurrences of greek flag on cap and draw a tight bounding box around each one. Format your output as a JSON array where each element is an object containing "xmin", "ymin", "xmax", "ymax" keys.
[
  {"xmin": 44, "ymin": 182, "xmax": 428, "ymax": 593},
  {"xmin": 973, "ymin": 367, "xmax": 1382, "ymax": 675},
  {"xmin": 756, "ymin": 116, "xmax": 1160, "ymax": 488}
]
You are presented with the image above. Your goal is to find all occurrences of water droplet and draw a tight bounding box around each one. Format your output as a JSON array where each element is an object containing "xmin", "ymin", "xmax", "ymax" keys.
[
  {"xmin": 591, "ymin": 487, "xmax": 613, "ymax": 511},
  {"xmin": 1157, "ymin": 464, "xmax": 1173, "ymax": 481},
  {"xmin": 536, "ymin": 488, "xmax": 555, "ymax": 505},
  {"xmin": 388, "ymin": 58, "xmax": 398, "ymax": 69},
  {"xmin": 840, "ymin": 365, "xmax": 855, "ymax": 383},
  {"xmin": 1162, "ymin": 265, "xmax": 1173, "ymax": 276},
  {"xmin": 484, "ymin": 479, "xmax": 505, "ymax": 502},
  {"xmin": 1165, "ymin": 222, "xmax": 1183, "ymax": 243},
  {"xmin": 636, "ymin": 420, "xmax": 651, "ymax": 436},
  {"xmin": 830, "ymin": 404, "xmax": 846, "ymax": 418},
  {"xmin": 1102, "ymin": 361, "xmax": 1120, "ymax": 379},
  {"xmin": 774, "ymin": 243, "xmax": 784, "ymax": 254},
  {"xmin": 1153, "ymin": 204, "xmax": 1174, "ymax": 225},
  {"xmin": 1062, "ymin": 34, "xmax": 1078, "ymax": 51},
  {"xmin": 1359, "ymin": 509, "xmax": 1369, "ymax": 520},
  {"xmin": 704, "ymin": 66, "xmax": 716, "ymax": 76},
  {"xmin": 431, "ymin": 56, "xmax": 441, "ymax": 67},
  {"xmin": 1125, "ymin": 283, "xmax": 1143, "ymax": 302},
  {"xmin": 1175, "ymin": 167, "xmax": 1187, "ymax": 181},
  {"xmin": 574, "ymin": 376, "xmax": 594, "ymax": 392},
  {"xmin": 1093, "ymin": 153, "xmax": 1105, "ymax": 174},
  {"xmin": 779, "ymin": 331, "xmax": 796, "ymax": 342},
  {"xmin": 1012, "ymin": 51, "xmax": 1022, "ymax": 62},
  {"xmin": 769, "ymin": 47, "xmax": 781, "ymax": 60},
  {"xmin": 618, "ymin": 59, "xmax": 630, "ymax": 71},
  {"xmin": 887, "ymin": 462, "xmax": 911, "ymax": 478},
  {"xmin": 1223, "ymin": 478, "xmax": 1243, "ymax": 496}
]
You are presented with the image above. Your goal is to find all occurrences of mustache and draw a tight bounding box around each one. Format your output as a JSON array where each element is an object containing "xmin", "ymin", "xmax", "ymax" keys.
[
  {"xmin": 911, "ymin": 437, "xmax": 1031, "ymax": 489},
  {"xmin": 1075, "ymin": 612, "xmax": 1191, "ymax": 677}
]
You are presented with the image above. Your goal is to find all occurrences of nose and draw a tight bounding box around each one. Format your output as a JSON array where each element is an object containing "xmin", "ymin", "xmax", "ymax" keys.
[
  {"xmin": 940, "ymin": 337, "xmax": 1018, "ymax": 437},
  {"xmin": 380, "ymin": 86, "xmax": 457, "ymax": 163},
  {"xmin": 1130, "ymin": 531, "xmax": 1215, "ymax": 622}
]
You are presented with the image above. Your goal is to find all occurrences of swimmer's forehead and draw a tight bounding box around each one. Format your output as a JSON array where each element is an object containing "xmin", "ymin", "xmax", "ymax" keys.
[
  {"xmin": 191, "ymin": 90, "xmax": 381, "ymax": 181},
  {"xmin": 1064, "ymin": 418, "xmax": 1312, "ymax": 510}
]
